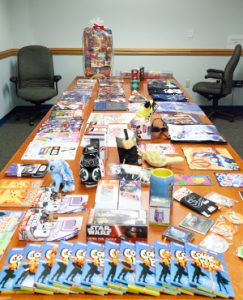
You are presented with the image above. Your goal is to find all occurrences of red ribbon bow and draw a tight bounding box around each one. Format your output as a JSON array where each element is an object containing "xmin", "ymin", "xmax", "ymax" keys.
[{"xmin": 93, "ymin": 23, "xmax": 104, "ymax": 30}]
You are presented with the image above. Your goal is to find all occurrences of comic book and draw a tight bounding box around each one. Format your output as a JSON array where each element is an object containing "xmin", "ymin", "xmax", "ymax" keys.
[
  {"xmin": 103, "ymin": 240, "xmax": 126, "ymax": 293},
  {"xmin": 170, "ymin": 242, "xmax": 194, "ymax": 295},
  {"xmin": 155, "ymin": 102, "xmax": 204, "ymax": 115},
  {"xmin": 118, "ymin": 180, "xmax": 142, "ymax": 210},
  {"xmin": 80, "ymin": 241, "xmax": 111, "ymax": 294},
  {"xmin": 182, "ymin": 147, "xmax": 240, "ymax": 170},
  {"xmin": 48, "ymin": 241, "xmax": 73, "ymax": 291},
  {"xmin": 14, "ymin": 243, "xmax": 42, "ymax": 293},
  {"xmin": 63, "ymin": 242, "xmax": 87, "ymax": 290},
  {"xmin": 18, "ymin": 208, "xmax": 83, "ymax": 241},
  {"xmin": 161, "ymin": 112, "xmax": 203, "ymax": 125},
  {"xmin": 185, "ymin": 242, "xmax": 234, "ymax": 298},
  {"xmin": 34, "ymin": 242, "xmax": 70, "ymax": 294},
  {"xmin": 5, "ymin": 163, "xmax": 48, "ymax": 178},
  {"xmin": 94, "ymin": 180, "xmax": 119, "ymax": 210},
  {"xmin": 0, "ymin": 179, "xmax": 43, "ymax": 207},
  {"xmin": 114, "ymin": 240, "xmax": 139, "ymax": 294},
  {"xmin": 0, "ymin": 210, "xmax": 25, "ymax": 260},
  {"xmin": 135, "ymin": 241, "xmax": 172, "ymax": 296},
  {"xmin": 0, "ymin": 247, "xmax": 24, "ymax": 293},
  {"xmin": 31, "ymin": 186, "xmax": 88, "ymax": 214},
  {"xmin": 154, "ymin": 240, "xmax": 180, "ymax": 294}
]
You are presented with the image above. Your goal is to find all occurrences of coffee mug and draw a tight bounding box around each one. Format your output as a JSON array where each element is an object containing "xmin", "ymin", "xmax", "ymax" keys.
[{"xmin": 150, "ymin": 168, "xmax": 174, "ymax": 204}]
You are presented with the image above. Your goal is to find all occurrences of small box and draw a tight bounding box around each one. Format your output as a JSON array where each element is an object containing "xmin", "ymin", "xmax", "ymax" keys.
[
  {"xmin": 86, "ymin": 209, "xmax": 148, "ymax": 243},
  {"xmin": 149, "ymin": 195, "xmax": 172, "ymax": 226},
  {"xmin": 118, "ymin": 180, "xmax": 141, "ymax": 210},
  {"xmin": 94, "ymin": 179, "xmax": 119, "ymax": 210}
]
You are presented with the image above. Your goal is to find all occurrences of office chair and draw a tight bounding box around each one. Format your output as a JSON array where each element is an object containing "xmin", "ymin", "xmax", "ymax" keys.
[
  {"xmin": 192, "ymin": 44, "xmax": 242, "ymax": 122},
  {"xmin": 10, "ymin": 45, "xmax": 62, "ymax": 125}
]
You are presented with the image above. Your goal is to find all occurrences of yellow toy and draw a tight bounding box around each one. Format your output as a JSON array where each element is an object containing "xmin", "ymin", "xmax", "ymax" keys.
[
  {"xmin": 136, "ymin": 100, "xmax": 154, "ymax": 118},
  {"xmin": 142, "ymin": 150, "xmax": 183, "ymax": 167}
]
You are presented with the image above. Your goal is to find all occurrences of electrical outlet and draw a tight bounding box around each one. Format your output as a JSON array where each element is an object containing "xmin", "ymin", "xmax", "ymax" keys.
[{"xmin": 185, "ymin": 79, "xmax": 190, "ymax": 88}]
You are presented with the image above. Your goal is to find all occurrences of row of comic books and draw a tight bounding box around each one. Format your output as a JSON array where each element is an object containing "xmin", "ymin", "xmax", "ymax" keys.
[
  {"xmin": 0, "ymin": 239, "xmax": 234, "ymax": 297},
  {"xmin": 21, "ymin": 79, "xmax": 96, "ymax": 160}
]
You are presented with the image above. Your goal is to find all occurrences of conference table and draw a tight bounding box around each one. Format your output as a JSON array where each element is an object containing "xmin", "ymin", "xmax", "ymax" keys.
[{"xmin": 0, "ymin": 76, "xmax": 242, "ymax": 300}]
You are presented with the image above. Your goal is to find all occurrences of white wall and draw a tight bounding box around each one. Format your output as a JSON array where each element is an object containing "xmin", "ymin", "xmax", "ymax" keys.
[{"xmin": 1, "ymin": 0, "xmax": 243, "ymax": 119}]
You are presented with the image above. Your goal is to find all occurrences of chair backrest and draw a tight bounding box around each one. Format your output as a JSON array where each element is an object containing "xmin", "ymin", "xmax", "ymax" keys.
[
  {"xmin": 223, "ymin": 44, "xmax": 242, "ymax": 95},
  {"xmin": 18, "ymin": 45, "xmax": 55, "ymax": 88}
]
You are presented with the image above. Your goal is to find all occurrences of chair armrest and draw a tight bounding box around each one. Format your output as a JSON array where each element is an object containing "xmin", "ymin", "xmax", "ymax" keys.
[
  {"xmin": 54, "ymin": 75, "xmax": 62, "ymax": 82},
  {"xmin": 10, "ymin": 76, "xmax": 18, "ymax": 84},
  {"xmin": 205, "ymin": 69, "xmax": 224, "ymax": 80}
]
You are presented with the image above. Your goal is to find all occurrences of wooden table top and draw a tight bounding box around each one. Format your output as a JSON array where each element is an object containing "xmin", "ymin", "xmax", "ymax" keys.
[{"xmin": 0, "ymin": 77, "xmax": 242, "ymax": 300}]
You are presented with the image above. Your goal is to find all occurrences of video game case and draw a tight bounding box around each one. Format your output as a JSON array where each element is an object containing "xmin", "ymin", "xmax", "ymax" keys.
[
  {"xmin": 34, "ymin": 242, "xmax": 70, "ymax": 294},
  {"xmin": 0, "ymin": 247, "xmax": 24, "ymax": 293},
  {"xmin": 94, "ymin": 180, "xmax": 119, "ymax": 210},
  {"xmin": 48, "ymin": 240, "xmax": 73, "ymax": 291},
  {"xmin": 5, "ymin": 163, "xmax": 48, "ymax": 178},
  {"xmin": 118, "ymin": 180, "xmax": 142, "ymax": 210},
  {"xmin": 185, "ymin": 242, "xmax": 234, "ymax": 298},
  {"xmin": 14, "ymin": 243, "xmax": 43, "ymax": 292},
  {"xmin": 103, "ymin": 240, "xmax": 126, "ymax": 294},
  {"xmin": 173, "ymin": 187, "xmax": 218, "ymax": 217}
]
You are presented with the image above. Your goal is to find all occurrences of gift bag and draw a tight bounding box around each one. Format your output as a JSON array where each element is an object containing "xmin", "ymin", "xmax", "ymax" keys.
[{"xmin": 83, "ymin": 21, "xmax": 113, "ymax": 78}]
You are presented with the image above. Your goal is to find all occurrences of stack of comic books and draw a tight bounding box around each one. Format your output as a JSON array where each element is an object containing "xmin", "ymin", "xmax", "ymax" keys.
[{"xmin": 0, "ymin": 240, "xmax": 234, "ymax": 296}]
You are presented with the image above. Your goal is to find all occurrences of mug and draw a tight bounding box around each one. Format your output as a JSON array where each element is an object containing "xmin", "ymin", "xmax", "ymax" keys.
[{"xmin": 150, "ymin": 168, "xmax": 174, "ymax": 205}]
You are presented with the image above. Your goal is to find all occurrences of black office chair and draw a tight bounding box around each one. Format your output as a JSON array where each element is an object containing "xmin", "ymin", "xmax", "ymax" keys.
[
  {"xmin": 10, "ymin": 45, "xmax": 62, "ymax": 125},
  {"xmin": 192, "ymin": 44, "xmax": 242, "ymax": 122}
]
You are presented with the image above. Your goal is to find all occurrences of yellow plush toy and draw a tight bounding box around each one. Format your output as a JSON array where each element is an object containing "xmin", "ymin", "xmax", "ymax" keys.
[
  {"xmin": 136, "ymin": 100, "xmax": 154, "ymax": 118},
  {"xmin": 142, "ymin": 150, "xmax": 183, "ymax": 167}
]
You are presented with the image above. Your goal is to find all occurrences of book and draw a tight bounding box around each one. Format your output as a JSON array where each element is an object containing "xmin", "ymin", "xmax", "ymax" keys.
[
  {"xmin": 80, "ymin": 241, "xmax": 109, "ymax": 294},
  {"xmin": 118, "ymin": 180, "xmax": 141, "ymax": 210},
  {"xmin": 151, "ymin": 93, "xmax": 187, "ymax": 102},
  {"xmin": 34, "ymin": 242, "xmax": 69, "ymax": 294},
  {"xmin": 0, "ymin": 247, "xmax": 24, "ymax": 293},
  {"xmin": 183, "ymin": 146, "xmax": 240, "ymax": 170},
  {"xmin": 168, "ymin": 124, "xmax": 226, "ymax": 143},
  {"xmin": 32, "ymin": 186, "xmax": 88, "ymax": 213},
  {"xmin": 14, "ymin": 243, "xmax": 42, "ymax": 292},
  {"xmin": 103, "ymin": 240, "xmax": 126, "ymax": 293},
  {"xmin": 18, "ymin": 208, "xmax": 83, "ymax": 241},
  {"xmin": 49, "ymin": 241, "xmax": 73, "ymax": 291},
  {"xmin": 179, "ymin": 213, "xmax": 214, "ymax": 235},
  {"xmin": 185, "ymin": 242, "xmax": 234, "ymax": 298},
  {"xmin": 5, "ymin": 163, "xmax": 48, "ymax": 178},
  {"xmin": 174, "ymin": 174, "xmax": 213, "ymax": 186},
  {"xmin": 155, "ymin": 102, "xmax": 204, "ymax": 115},
  {"xmin": 63, "ymin": 242, "xmax": 87, "ymax": 290},
  {"xmin": 0, "ymin": 210, "xmax": 25, "ymax": 260},
  {"xmin": 154, "ymin": 240, "xmax": 180, "ymax": 294},
  {"xmin": 87, "ymin": 112, "xmax": 135, "ymax": 126},
  {"xmin": 0, "ymin": 179, "xmax": 43, "ymax": 207},
  {"xmin": 161, "ymin": 112, "xmax": 203, "ymax": 125}
]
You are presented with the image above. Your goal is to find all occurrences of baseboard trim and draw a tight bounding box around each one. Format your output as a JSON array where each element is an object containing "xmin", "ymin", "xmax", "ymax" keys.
[{"xmin": 0, "ymin": 105, "xmax": 52, "ymax": 127}]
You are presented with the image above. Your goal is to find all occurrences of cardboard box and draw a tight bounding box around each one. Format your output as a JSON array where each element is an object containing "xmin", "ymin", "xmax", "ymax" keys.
[{"xmin": 86, "ymin": 209, "xmax": 148, "ymax": 243}]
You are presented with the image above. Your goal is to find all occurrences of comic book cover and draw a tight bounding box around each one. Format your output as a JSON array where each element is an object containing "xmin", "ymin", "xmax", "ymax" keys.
[
  {"xmin": 18, "ymin": 208, "xmax": 83, "ymax": 241},
  {"xmin": 63, "ymin": 242, "xmax": 87, "ymax": 289},
  {"xmin": 114, "ymin": 240, "xmax": 139, "ymax": 294},
  {"xmin": 14, "ymin": 243, "xmax": 42, "ymax": 292},
  {"xmin": 155, "ymin": 102, "xmax": 204, "ymax": 115},
  {"xmin": 48, "ymin": 241, "xmax": 73, "ymax": 290},
  {"xmin": 103, "ymin": 240, "xmax": 126, "ymax": 294},
  {"xmin": 31, "ymin": 186, "xmax": 88, "ymax": 214},
  {"xmin": 34, "ymin": 242, "xmax": 70, "ymax": 294},
  {"xmin": 118, "ymin": 180, "xmax": 141, "ymax": 210},
  {"xmin": 80, "ymin": 241, "xmax": 110, "ymax": 294},
  {"xmin": 5, "ymin": 163, "xmax": 48, "ymax": 178},
  {"xmin": 0, "ymin": 247, "xmax": 23, "ymax": 293},
  {"xmin": 0, "ymin": 179, "xmax": 43, "ymax": 207},
  {"xmin": 154, "ymin": 240, "xmax": 180, "ymax": 294},
  {"xmin": 170, "ymin": 242, "xmax": 194, "ymax": 295},
  {"xmin": 161, "ymin": 112, "xmax": 203, "ymax": 125},
  {"xmin": 0, "ymin": 210, "xmax": 25, "ymax": 260},
  {"xmin": 134, "ymin": 241, "xmax": 167, "ymax": 296},
  {"xmin": 185, "ymin": 242, "xmax": 234, "ymax": 298},
  {"xmin": 182, "ymin": 147, "xmax": 240, "ymax": 170}
]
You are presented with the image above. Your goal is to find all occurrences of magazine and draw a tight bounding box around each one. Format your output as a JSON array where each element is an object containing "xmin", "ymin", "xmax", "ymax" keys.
[
  {"xmin": 161, "ymin": 112, "xmax": 203, "ymax": 125},
  {"xmin": 183, "ymin": 147, "xmax": 240, "ymax": 170},
  {"xmin": 155, "ymin": 102, "xmax": 204, "ymax": 114},
  {"xmin": 168, "ymin": 124, "xmax": 226, "ymax": 143}
]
